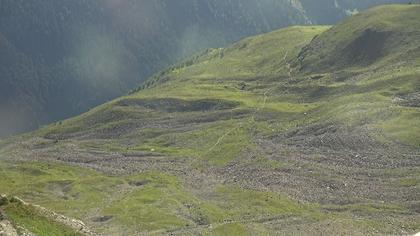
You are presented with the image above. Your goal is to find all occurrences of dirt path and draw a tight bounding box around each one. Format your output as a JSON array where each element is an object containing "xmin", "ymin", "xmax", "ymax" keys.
[
  {"xmin": 207, "ymin": 86, "xmax": 272, "ymax": 153},
  {"xmin": 207, "ymin": 127, "xmax": 238, "ymax": 152},
  {"xmin": 207, "ymin": 51, "xmax": 289, "ymax": 152},
  {"xmin": 283, "ymin": 51, "xmax": 293, "ymax": 78}
]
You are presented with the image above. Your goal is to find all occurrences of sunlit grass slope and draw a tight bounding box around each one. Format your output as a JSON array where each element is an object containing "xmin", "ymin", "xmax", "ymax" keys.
[
  {"xmin": 0, "ymin": 161, "xmax": 325, "ymax": 235},
  {"xmin": 0, "ymin": 195, "xmax": 83, "ymax": 236}
]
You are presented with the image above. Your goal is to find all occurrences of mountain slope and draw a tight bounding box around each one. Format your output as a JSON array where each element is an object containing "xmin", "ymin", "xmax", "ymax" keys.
[
  {"xmin": 0, "ymin": 4, "xmax": 419, "ymax": 235},
  {"xmin": 298, "ymin": 0, "xmax": 408, "ymax": 24},
  {"xmin": 0, "ymin": 0, "xmax": 307, "ymax": 137},
  {"xmin": 296, "ymin": 4, "xmax": 420, "ymax": 72},
  {"xmin": 0, "ymin": 33, "xmax": 46, "ymax": 136},
  {"xmin": 0, "ymin": 0, "xmax": 409, "ymax": 137}
]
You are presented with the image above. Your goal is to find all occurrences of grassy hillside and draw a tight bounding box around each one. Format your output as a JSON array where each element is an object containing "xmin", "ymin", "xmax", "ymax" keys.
[
  {"xmin": 296, "ymin": 4, "xmax": 420, "ymax": 72},
  {"xmin": 0, "ymin": 195, "xmax": 90, "ymax": 235},
  {"xmin": 0, "ymin": 0, "xmax": 408, "ymax": 137},
  {"xmin": 0, "ymin": 4, "xmax": 419, "ymax": 235},
  {"xmin": 0, "ymin": 0, "xmax": 308, "ymax": 137}
]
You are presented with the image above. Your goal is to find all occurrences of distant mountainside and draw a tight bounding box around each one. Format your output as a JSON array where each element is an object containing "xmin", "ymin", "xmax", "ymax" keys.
[
  {"xmin": 298, "ymin": 0, "xmax": 409, "ymax": 23},
  {"xmin": 0, "ymin": 0, "xmax": 408, "ymax": 136},
  {"xmin": 0, "ymin": 4, "xmax": 418, "ymax": 235}
]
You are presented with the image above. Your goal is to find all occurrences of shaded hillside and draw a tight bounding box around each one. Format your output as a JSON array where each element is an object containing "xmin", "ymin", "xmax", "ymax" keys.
[
  {"xmin": 0, "ymin": 0, "xmax": 306, "ymax": 137},
  {"xmin": 0, "ymin": 0, "xmax": 410, "ymax": 137},
  {"xmin": 0, "ymin": 4, "xmax": 419, "ymax": 235},
  {"xmin": 0, "ymin": 33, "xmax": 45, "ymax": 135},
  {"xmin": 295, "ymin": 4, "xmax": 420, "ymax": 72},
  {"xmin": 298, "ymin": 0, "xmax": 407, "ymax": 24}
]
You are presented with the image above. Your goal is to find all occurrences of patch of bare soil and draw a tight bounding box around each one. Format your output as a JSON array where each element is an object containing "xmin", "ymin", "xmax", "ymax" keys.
[
  {"xmin": 0, "ymin": 219, "xmax": 18, "ymax": 236},
  {"xmin": 396, "ymin": 92, "xmax": 420, "ymax": 107}
]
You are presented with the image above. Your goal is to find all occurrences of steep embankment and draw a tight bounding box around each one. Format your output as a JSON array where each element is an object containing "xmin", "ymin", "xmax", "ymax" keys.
[
  {"xmin": 0, "ymin": 4, "xmax": 419, "ymax": 235},
  {"xmin": 0, "ymin": 195, "xmax": 95, "ymax": 235}
]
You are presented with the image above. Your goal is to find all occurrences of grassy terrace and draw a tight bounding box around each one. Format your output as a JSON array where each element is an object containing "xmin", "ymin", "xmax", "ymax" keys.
[
  {"xmin": 0, "ymin": 161, "xmax": 323, "ymax": 234},
  {"xmin": 3, "ymin": 160, "xmax": 415, "ymax": 235}
]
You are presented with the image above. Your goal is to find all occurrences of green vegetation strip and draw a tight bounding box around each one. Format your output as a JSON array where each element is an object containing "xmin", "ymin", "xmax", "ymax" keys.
[{"xmin": 1, "ymin": 200, "xmax": 82, "ymax": 236}]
